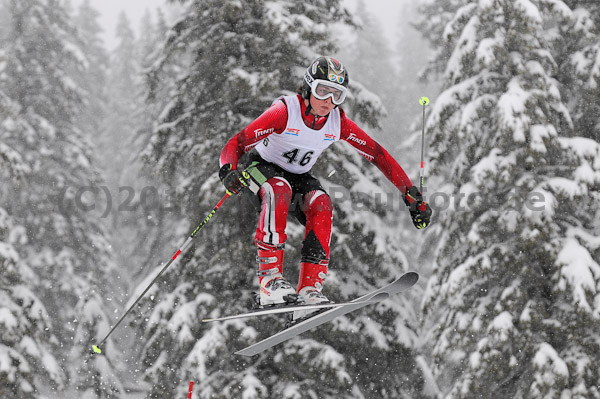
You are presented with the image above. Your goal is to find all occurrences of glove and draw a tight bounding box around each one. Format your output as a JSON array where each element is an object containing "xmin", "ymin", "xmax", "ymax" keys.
[
  {"xmin": 403, "ymin": 186, "xmax": 432, "ymax": 229},
  {"xmin": 219, "ymin": 164, "xmax": 248, "ymax": 195}
]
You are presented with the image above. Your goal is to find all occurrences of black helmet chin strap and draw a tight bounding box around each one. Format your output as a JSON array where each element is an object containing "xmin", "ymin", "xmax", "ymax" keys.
[
  {"xmin": 304, "ymin": 102, "xmax": 312, "ymax": 116},
  {"xmin": 303, "ymin": 89, "xmax": 312, "ymax": 116}
]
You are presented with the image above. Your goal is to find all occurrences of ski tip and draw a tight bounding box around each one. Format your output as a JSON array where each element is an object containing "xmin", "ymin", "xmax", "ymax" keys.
[
  {"xmin": 235, "ymin": 347, "xmax": 260, "ymax": 357},
  {"xmin": 92, "ymin": 345, "xmax": 102, "ymax": 354},
  {"xmin": 403, "ymin": 271, "xmax": 420, "ymax": 286}
]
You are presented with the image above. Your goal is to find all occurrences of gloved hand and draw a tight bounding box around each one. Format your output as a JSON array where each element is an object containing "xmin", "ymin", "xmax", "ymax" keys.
[
  {"xmin": 219, "ymin": 164, "xmax": 248, "ymax": 195},
  {"xmin": 403, "ymin": 186, "xmax": 432, "ymax": 229}
]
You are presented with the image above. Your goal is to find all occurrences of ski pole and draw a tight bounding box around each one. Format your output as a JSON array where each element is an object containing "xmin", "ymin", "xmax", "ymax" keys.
[
  {"xmin": 418, "ymin": 96, "xmax": 429, "ymax": 193},
  {"xmin": 92, "ymin": 191, "xmax": 232, "ymax": 355}
]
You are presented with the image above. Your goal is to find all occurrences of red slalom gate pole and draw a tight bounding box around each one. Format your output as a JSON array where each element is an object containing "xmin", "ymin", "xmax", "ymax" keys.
[{"xmin": 187, "ymin": 380, "xmax": 194, "ymax": 399}]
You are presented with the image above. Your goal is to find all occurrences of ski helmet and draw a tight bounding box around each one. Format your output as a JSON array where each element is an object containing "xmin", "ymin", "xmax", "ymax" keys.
[{"xmin": 302, "ymin": 56, "xmax": 349, "ymax": 104}]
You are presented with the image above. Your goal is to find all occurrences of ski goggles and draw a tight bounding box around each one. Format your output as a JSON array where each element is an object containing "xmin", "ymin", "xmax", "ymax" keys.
[{"xmin": 310, "ymin": 79, "xmax": 348, "ymax": 105}]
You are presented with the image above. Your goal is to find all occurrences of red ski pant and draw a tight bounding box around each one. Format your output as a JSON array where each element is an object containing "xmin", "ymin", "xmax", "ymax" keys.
[
  {"xmin": 242, "ymin": 150, "xmax": 333, "ymax": 291},
  {"xmin": 255, "ymin": 177, "xmax": 332, "ymax": 291},
  {"xmin": 256, "ymin": 177, "xmax": 332, "ymax": 258}
]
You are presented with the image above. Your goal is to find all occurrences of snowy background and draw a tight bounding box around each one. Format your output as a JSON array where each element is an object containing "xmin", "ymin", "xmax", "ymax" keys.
[{"xmin": 1, "ymin": 0, "xmax": 599, "ymax": 398}]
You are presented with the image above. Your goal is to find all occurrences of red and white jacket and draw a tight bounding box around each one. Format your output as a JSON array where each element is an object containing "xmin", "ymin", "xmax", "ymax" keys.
[{"xmin": 220, "ymin": 94, "xmax": 414, "ymax": 194}]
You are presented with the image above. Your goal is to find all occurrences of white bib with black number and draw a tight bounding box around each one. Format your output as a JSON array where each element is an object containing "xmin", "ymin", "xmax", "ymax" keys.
[{"xmin": 255, "ymin": 95, "xmax": 341, "ymax": 174}]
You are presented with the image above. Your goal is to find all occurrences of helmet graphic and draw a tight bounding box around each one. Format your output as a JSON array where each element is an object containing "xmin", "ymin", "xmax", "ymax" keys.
[{"xmin": 301, "ymin": 56, "xmax": 349, "ymax": 105}]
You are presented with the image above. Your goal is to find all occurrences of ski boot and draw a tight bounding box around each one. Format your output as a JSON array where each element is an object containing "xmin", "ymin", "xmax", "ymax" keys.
[
  {"xmin": 293, "ymin": 261, "xmax": 330, "ymax": 321},
  {"xmin": 256, "ymin": 242, "xmax": 300, "ymax": 307}
]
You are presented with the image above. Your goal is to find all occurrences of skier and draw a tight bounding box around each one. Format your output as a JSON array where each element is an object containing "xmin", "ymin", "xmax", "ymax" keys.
[{"xmin": 219, "ymin": 56, "xmax": 431, "ymax": 318}]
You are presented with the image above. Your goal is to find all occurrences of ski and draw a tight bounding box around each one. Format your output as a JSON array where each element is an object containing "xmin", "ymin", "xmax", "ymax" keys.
[
  {"xmin": 234, "ymin": 271, "xmax": 419, "ymax": 357},
  {"xmin": 202, "ymin": 299, "xmax": 381, "ymax": 322}
]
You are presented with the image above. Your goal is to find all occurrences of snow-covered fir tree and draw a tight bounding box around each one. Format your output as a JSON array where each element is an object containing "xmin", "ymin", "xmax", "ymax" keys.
[
  {"xmin": 0, "ymin": 210, "xmax": 57, "ymax": 399},
  {"xmin": 131, "ymin": 0, "xmax": 430, "ymax": 397},
  {"xmin": 419, "ymin": 0, "xmax": 600, "ymax": 397},
  {"xmin": 102, "ymin": 13, "xmax": 142, "ymax": 192},
  {"xmin": 393, "ymin": 1, "xmax": 439, "ymax": 138},
  {"xmin": 552, "ymin": 3, "xmax": 600, "ymax": 395},
  {"xmin": 391, "ymin": 0, "xmax": 443, "ymax": 282},
  {"xmin": 138, "ymin": 9, "xmax": 162, "ymax": 66},
  {"xmin": 72, "ymin": 0, "xmax": 109, "ymax": 158},
  {"xmin": 340, "ymin": 0, "xmax": 398, "ymax": 147},
  {"xmin": 0, "ymin": 89, "xmax": 65, "ymax": 399},
  {"xmin": 0, "ymin": 0, "xmax": 124, "ymax": 396},
  {"xmin": 98, "ymin": 11, "xmax": 157, "ymax": 285},
  {"xmin": 557, "ymin": 1, "xmax": 600, "ymax": 256},
  {"xmin": 154, "ymin": 7, "xmax": 170, "ymax": 40},
  {"xmin": 558, "ymin": 1, "xmax": 600, "ymax": 143}
]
